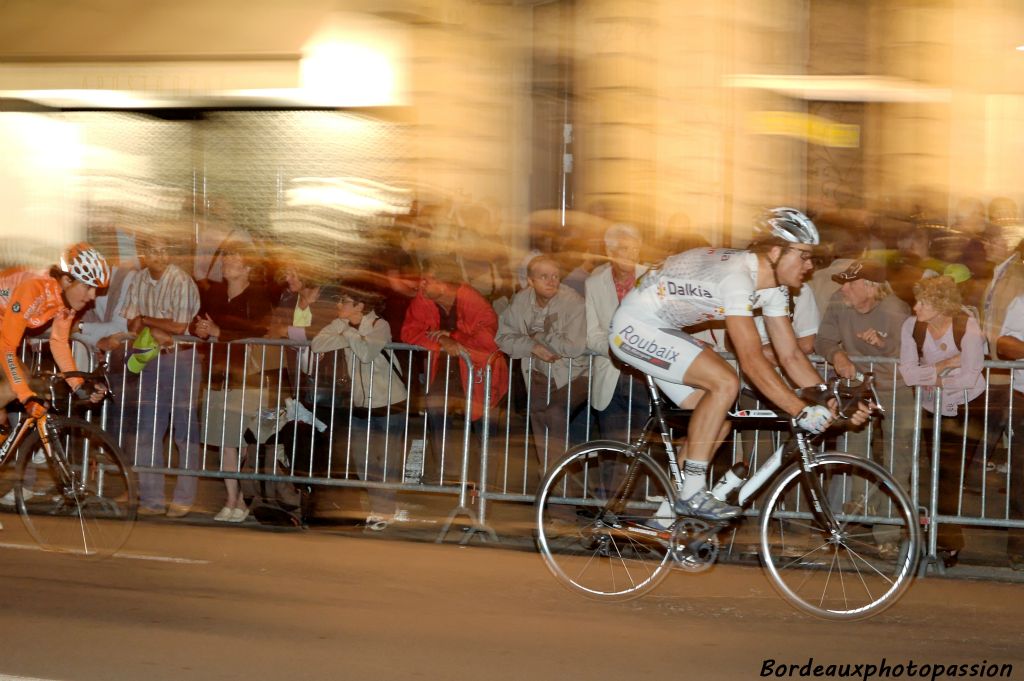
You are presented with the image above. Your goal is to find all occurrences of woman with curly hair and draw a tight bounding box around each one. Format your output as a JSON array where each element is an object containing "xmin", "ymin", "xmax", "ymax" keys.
[{"xmin": 899, "ymin": 275, "xmax": 986, "ymax": 567}]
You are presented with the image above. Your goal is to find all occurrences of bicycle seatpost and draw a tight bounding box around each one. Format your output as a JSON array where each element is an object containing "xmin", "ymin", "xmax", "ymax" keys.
[{"xmin": 641, "ymin": 375, "xmax": 677, "ymax": 457}]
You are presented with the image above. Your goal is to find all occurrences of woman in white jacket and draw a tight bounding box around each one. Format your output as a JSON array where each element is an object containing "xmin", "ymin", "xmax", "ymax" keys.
[{"xmin": 311, "ymin": 285, "xmax": 408, "ymax": 529}]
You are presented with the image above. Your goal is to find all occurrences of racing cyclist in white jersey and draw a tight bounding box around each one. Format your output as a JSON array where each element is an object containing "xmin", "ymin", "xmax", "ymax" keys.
[{"xmin": 608, "ymin": 207, "xmax": 870, "ymax": 520}]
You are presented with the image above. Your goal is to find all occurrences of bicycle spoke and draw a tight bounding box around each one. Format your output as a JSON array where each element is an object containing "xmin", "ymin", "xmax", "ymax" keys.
[
  {"xmin": 536, "ymin": 446, "xmax": 675, "ymax": 601},
  {"xmin": 760, "ymin": 455, "xmax": 920, "ymax": 620},
  {"xmin": 842, "ymin": 543, "xmax": 897, "ymax": 585},
  {"xmin": 17, "ymin": 417, "xmax": 137, "ymax": 558}
]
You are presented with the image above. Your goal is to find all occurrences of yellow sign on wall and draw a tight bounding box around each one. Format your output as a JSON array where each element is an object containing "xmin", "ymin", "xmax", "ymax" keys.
[{"xmin": 748, "ymin": 111, "xmax": 860, "ymax": 148}]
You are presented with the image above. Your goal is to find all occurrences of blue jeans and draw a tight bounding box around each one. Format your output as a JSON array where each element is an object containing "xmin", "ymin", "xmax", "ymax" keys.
[{"xmin": 123, "ymin": 348, "xmax": 202, "ymax": 509}]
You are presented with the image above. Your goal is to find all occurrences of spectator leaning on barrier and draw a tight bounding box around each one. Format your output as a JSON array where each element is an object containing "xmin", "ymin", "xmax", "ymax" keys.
[
  {"xmin": 267, "ymin": 263, "xmax": 335, "ymax": 399},
  {"xmin": 401, "ymin": 254, "xmax": 509, "ymax": 477},
  {"xmin": 311, "ymin": 284, "xmax": 408, "ymax": 531},
  {"xmin": 899, "ymin": 275, "xmax": 986, "ymax": 568},
  {"xmin": 970, "ymin": 230, "xmax": 1024, "ymax": 486},
  {"xmin": 585, "ymin": 223, "xmax": 649, "ymax": 442},
  {"xmin": 193, "ymin": 244, "xmax": 272, "ymax": 523},
  {"xmin": 983, "ymin": 236, "xmax": 1024, "ymax": 356},
  {"xmin": 995, "ymin": 292, "xmax": 1024, "ymax": 571},
  {"xmin": 120, "ymin": 230, "xmax": 203, "ymax": 518},
  {"xmin": 815, "ymin": 259, "xmax": 915, "ymax": 505},
  {"xmin": 496, "ymin": 254, "xmax": 588, "ymax": 465}
]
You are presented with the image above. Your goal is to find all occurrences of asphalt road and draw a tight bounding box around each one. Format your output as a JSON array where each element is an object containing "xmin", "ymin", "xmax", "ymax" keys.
[{"xmin": 0, "ymin": 519, "xmax": 1020, "ymax": 681}]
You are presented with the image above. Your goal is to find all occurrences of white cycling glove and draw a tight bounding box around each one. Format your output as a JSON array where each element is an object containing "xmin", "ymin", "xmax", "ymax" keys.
[{"xmin": 795, "ymin": 404, "xmax": 833, "ymax": 434}]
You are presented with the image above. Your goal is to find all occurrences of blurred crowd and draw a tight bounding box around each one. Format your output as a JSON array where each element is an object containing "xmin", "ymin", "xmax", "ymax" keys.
[{"xmin": 25, "ymin": 192, "xmax": 1024, "ymax": 565}]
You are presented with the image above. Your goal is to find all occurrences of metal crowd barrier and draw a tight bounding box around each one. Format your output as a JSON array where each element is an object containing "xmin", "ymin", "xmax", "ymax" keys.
[
  {"xmin": 51, "ymin": 335, "xmax": 488, "ymax": 540},
  {"xmin": 36, "ymin": 333, "xmax": 1024, "ymax": 569},
  {"xmin": 477, "ymin": 352, "xmax": 1024, "ymax": 573}
]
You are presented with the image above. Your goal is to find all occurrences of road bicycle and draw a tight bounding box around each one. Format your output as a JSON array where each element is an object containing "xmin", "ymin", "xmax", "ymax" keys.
[
  {"xmin": 534, "ymin": 373, "xmax": 921, "ymax": 621},
  {"xmin": 0, "ymin": 365, "xmax": 137, "ymax": 557}
]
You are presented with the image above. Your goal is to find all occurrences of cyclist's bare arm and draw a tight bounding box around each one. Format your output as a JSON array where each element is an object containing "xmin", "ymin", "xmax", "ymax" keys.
[
  {"xmin": 763, "ymin": 314, "xmax": 872, "ymax": 427},
  {"xmin": 763, "ymin": 314, "xmax": 823, "ymax": 389},
  {"xmin": 726, "ymin": 315, "xmax": 808, "ymax": 418}
]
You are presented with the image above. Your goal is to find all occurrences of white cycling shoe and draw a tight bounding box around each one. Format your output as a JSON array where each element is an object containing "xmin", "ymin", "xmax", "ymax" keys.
[{"xmin": 674, "ymin": 489, "xmax": 741, "ymax": 521}]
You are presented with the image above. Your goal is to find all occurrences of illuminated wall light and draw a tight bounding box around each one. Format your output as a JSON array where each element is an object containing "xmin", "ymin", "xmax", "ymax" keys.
[
  {"xmin": 299, "ymin": 41, "xmax": 398, "ymax": 107},
  {"xmin": 1017, "ymin": 45, "xmax": 1024, "ymax": 51}
]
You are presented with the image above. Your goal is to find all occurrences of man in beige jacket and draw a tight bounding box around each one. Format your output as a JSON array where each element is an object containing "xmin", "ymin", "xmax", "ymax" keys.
[{"xmin": 585, "ymin": 223, "xmax": 649, "ymax": 442}]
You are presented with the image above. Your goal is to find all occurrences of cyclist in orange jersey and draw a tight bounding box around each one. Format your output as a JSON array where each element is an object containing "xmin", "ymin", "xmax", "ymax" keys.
[
  {"xmin": 0, "ymin": 267, "xmax": 43, "ymax": 314},
  {"xmin": 0, "ymin": 243, "xmax": 112, "ymax": 420}
]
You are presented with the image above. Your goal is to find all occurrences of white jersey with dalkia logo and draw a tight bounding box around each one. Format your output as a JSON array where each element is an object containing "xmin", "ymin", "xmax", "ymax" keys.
[{"xmin": 631, "ymin": 248, "xmax": 790, "ymax": 328}]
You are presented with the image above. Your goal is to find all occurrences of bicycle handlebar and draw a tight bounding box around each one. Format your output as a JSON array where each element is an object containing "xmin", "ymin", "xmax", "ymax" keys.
[
  {"xmin": 796, "ymin": 372, "xmax": 883, "ymax": 420},
  {"xmin": 38, "ymin": 362, "xmax": 115, "ymax": 406}
]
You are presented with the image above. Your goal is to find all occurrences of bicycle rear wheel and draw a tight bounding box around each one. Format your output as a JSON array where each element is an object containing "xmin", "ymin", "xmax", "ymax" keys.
[
  {"xmin": 16, "ymin": 416, "xmax": 137, "ymax": 558},
  {"xmin": 758, "ymin": 453, "xmax": 921, "ymax": 621},
  {"xmin": 535, "ymin": 441, "xmax": 676, "ymax": 601}
]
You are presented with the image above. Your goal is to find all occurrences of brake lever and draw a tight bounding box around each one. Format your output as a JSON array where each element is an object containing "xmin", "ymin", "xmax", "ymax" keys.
[{"xmin": 865, "ymin": 373, "xmax": 885, "ymax": 415}]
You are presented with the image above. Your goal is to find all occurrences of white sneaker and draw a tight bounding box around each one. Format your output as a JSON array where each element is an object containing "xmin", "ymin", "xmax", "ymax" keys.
[
  {"xmin": 213, "ymin": 506, "xmax": 234, "ymax": 522},
  {"xmin": 228, "ymin": 507, "xmax": 249, "ymax": 523},
  {"xmin": 31, "ymin": 450, "xmax": 46, "ymax": 466},
  {"xmin": 366, "ymin": 514, "xmax": 389, "ymax": 531}
]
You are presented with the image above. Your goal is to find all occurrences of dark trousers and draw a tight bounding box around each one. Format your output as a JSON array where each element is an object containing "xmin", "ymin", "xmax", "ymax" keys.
[
  {"xmin": 1006, "ymin": 393, "xmax": 1024, "ymax": 557},
  {"xmin": 594, "ymin": 370, "xmax": 651, "ymax": 444},
  {"xmin": 528, "ymin": 373, "xmax": 589, "ymax": 468},
  {"xmin": 920, "ymin": 399, "xmax": 987, "ymax": 553}
]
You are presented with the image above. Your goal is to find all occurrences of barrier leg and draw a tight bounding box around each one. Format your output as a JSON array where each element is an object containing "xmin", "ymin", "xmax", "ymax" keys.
[
  {"xmin": 923, "ymin": 389, "xmax": 945, "ymax": 575},
  {"xmin": 436, "ymin": 357, "xmax": 498, "ymax": 545}
]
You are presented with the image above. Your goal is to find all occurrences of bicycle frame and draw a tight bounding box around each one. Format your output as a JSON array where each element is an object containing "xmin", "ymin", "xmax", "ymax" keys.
[
  {"xmin": 0, "ymin": 414, "xmax": 80, "ymax": 493},
  {"xmin": 617, "ymin": 374, "xmax": 848, "ymax": 532},
  {"xmin": 0, "ymin": 414, "xmax": 41, "ymax": 468},
  {"xmin": 0, "ymin": 365, "xmax": 116, "ymax": 493}
]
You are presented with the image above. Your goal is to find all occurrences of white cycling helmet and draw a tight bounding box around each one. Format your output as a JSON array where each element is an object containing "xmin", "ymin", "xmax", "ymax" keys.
[
  {"xmin": 59, "ymin": 242, "xmax": 111, "ymax": 288},
  {"xmin": 753, "ymin": 207, "xmax": 820, "ymax": 246}
]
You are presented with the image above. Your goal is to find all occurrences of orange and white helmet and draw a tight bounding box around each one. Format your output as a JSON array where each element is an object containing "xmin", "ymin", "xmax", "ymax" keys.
[{"xmin": 59, "ymin": 242, "xmax": 111, "ymax": 288}]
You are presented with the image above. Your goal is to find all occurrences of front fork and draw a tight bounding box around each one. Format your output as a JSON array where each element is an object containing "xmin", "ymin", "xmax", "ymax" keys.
[
  {"xmin": 794, "ymin": 432, "xmax": 842, "ymax": 536},
  {"xmin": 35, "ymin": 417, "xmax": 76, "ymax": 494}
]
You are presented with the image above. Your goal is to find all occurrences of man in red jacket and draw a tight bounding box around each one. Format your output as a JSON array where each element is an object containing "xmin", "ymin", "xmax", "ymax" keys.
[{"xmin": 401, "ymin": 255, "xmax": 508, "ymax": 481}]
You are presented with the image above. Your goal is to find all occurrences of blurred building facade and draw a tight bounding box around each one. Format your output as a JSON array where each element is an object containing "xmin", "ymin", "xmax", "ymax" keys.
[{"xmin": 0, "ymin": 0, "xmax": 1023, "ymax": 258}]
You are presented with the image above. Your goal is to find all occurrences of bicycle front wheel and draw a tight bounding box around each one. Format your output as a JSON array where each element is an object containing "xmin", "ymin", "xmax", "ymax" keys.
[
  {"xmin": 758, "ymin": 453, "xmax": 921, "ymax": 621},
  {"xmin": 535, "ymin": 441, "xmax": 677, "ymax": 601},
  {"xmin": 16, "ymin": 416, "xmax": 137, "ymax": 558}
]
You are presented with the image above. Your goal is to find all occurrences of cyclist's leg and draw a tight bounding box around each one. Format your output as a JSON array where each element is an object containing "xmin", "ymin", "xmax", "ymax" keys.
[
  {"xmin": 674, "ymin": 350, "xmax": 738, "ymax": 463},
  {"xmin": 669, "ymin": 353, "xmax": 741, "ymax": 518},
  {"xmin": 609, "ymin": 311, "xmax": 739, "ymax": 519}
]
